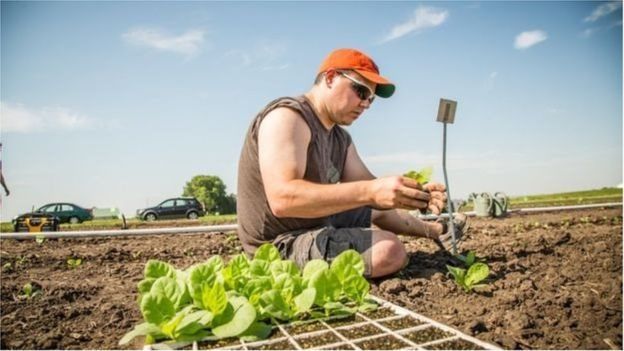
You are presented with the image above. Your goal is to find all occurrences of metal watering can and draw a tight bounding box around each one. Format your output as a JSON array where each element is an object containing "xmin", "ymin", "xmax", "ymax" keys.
[
  {"xmin": 492, "ymin": 192, "xmax": 509, "ymax": 217},
  {"xmin": 470, "ymin": 192, "xmax": 494, "ymax": 217}
]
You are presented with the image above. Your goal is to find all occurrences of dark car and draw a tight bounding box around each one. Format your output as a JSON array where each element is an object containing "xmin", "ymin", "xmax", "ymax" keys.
[
  {"xmin": 136, "ymin": 197, "xmax": 205, "ymax": 221},
  {"xmin": 36, "ymin": 203, "xmax": 94, "ymax": 224},
  {"xmin": 12, "ymin": 212, "xmax": 60, "ymax": 232}
]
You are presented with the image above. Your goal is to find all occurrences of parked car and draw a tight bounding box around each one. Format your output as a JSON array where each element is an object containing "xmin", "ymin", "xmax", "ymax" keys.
[
  {"xmin": 12, "ymin": 212, "xmax": 60, "ymax": 232},
  {"xmin": 35, "ymin": 203, "xmax": 94, "ymax": 224},
  {"xmin": 136, "ymin": 197, "xmax": 205, "ymax": 221}
]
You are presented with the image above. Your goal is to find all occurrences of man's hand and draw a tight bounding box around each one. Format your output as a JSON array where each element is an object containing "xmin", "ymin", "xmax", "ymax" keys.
[
  {"xmin": 370, "ymin": 176, "xmax": 431, "ymax": 210},
  {"xmin": 423, "ymin": 182, "xmax": 446, "ymax": 215}
]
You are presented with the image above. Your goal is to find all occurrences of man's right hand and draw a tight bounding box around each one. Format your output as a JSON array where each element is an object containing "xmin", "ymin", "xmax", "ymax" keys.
[{"xmin": 369, "ymin": 176, "xmax": 430, "ymax": 210}]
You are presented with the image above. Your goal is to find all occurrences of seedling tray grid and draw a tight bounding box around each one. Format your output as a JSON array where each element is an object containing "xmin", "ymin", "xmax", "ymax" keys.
[{"xmin": 146, "ymin": 296, "xmax": 499, "ymax": 350}]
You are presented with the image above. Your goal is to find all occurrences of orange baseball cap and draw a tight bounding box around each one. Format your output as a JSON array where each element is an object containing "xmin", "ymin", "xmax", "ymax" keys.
[{"xmin": 318, "ymin": 48, "xmax": 395, "ymax": 98}]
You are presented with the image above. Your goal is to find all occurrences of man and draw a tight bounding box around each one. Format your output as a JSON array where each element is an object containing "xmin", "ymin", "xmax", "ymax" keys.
[{"xmin": 237, "ymin": 48, "xmax": 464, "ymax": 278}]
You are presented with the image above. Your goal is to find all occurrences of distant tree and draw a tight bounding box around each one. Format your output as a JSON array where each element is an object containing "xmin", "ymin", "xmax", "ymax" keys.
[
  {"xmin": 220, "ymin": 193, "xmax": 237, "ymax": 214},
  {"xmin": 182, "ymin": 175, "xmax": 236, "ymax": 214}
]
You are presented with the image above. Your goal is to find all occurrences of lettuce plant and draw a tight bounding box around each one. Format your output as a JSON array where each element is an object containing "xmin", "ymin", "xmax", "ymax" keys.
[
  {"xmin": 403, "ymin": 167, "xmax": 433, "ymax": 184},
  {"xmin": 446, "ymin": 251, "xmax": 490, "ymax": 292},
  {"xmin": 120, "ymin": 244, "xmax": 376, "ymax": 346}
]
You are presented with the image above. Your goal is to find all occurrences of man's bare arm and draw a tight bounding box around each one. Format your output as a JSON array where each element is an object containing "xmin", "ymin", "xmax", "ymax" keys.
[{"xmin": 258, "ymin": 108, "xmax": 429, "ymax": 218}]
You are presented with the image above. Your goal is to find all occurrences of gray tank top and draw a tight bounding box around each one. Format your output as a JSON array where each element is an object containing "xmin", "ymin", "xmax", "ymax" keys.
[{"xmin": 237, "ymin": 95, "xmax": 352, "ymax": 254}]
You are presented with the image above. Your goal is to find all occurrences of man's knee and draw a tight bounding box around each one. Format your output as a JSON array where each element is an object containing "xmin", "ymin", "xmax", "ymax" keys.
[{"xmin": 370, "ymin": 231, "xmax": 407, "ymax": 278}]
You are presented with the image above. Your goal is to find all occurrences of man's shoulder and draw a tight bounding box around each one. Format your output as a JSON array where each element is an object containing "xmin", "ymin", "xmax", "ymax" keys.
[{"xmin": 263, "ymin": 96, "xmax": 306, "ymax": 114}]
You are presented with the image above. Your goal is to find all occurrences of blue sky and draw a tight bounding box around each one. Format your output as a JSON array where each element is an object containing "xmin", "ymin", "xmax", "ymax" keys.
[{"xmin": 1, "ymin": 1, "xmax": 622, "ymax": 221}]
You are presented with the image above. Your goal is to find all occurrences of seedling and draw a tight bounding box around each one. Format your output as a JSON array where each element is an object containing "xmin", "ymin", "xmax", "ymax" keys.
[
  {"xmin": 446, "ymin": 251, "xmax": 489, "ymax": 292},
  {"xmin": 403, "ymin": 167, "xmax": 433, "ymax": 185},
  {"xmin": 19, "ymin": 282, "xmax": 42, "ymax": 299},
  {"xmin": 35, "ymin": 235, "xmax": 46, "ymax": 244},
  {"xmin": 67, "ymin": 258, "xmax": 83, "ymax": 269},
  {"xmin": 2, "ymin": 262, "xmax": 13, "ymax": 272},
  {"xmin": 16, "ymin": 255, "xmax": 28, "ymax": 267}
]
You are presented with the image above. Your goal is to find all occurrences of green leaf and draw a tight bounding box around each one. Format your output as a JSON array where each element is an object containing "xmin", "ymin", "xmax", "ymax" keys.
[
  {"xmin": 145, "ymin": 260, "xmax": 176, "ymax": 279},
  {"xmin": 403, "ymin": 167, "xmax": 433, "ymax": 184},
  {"xmin": 188, "ymin": 261, "xmax": 221, "ymax": 307},
  {"xmin": 270, "ymin": 260, "xmax": 300, "ymax": 279},
  {"xmin": 260, "ymin": 290, "xmax": 292, "ymax": 321},
  {"xmin": 357, "ymin": 301, "xmax": 378, "ymax": 313},
  {"xmin": 150, "ymin": 276, "xmax": 189, "ymax": 310},
  {"xmin": 229, "ymin": 254, "xmax": 250, "ymax": 273},
  {"xmin": 249, "ymin": 259, "xmax": 271, "ymax": 277},
  {"xmin": 302, "ymin": 259, "xmax": 329, "ymax": 282},
  {"xmin": 446, "ymin": 265, "xmax": 466, "ymax": 283},
  {"xmin": 343, "ymin": 274, "xmax": 370, "ymax": 303},
  {"xmin": 272, "ymin": 273, "xmax": 297, "ymax": 301},
  {"xmin": 140, "ymin": 294, "xmax": 175, "ymax": 326},
  {"xmin": 254, "ymin": 244, "xmax": 281, "ymax": 262},
  {"xmin": 465, "ymin": 251, "xmax": 476, "ymax": 267},
  {"xmin": 175, "ymin": 329, "xmax": 211, "ymax": 343},
  {"xmin": 308, "ymin": 268, "xmax": 340, "ymax": 305},
  {"xmin": 175, "ymin": 310, "xmax": 210, "ymax": 337},
  {"xmin": 330, "ymin": 250, "xmax": 364, "ymax": 282},
  {"xmin": 323, "ymin": 301, "xmax": 355, "ymax": 316},
  {"xmin": 293, "ymin": 288, "xmax": 316, "ymax": 314},
  {"xmin": 222, "ymin": 254, "xmax": 250, "ymax": 291},
  {"xmin": 243, "ymin": 277, "xmax": 272, "ymax": 299},
  {"xmin": 465, "ymin": 262, "xmax": 490, "ymax": 287},
  {"xmin": 138, "ymin": 278, "xmax": 156, "ymax": 295},
  {"xmin": 119, "ymin": 322, "xmax": 163, "ymax": 345},
  {"xmin": 202, "ymin": 282, "xmax": 227, "ymax": 316},
  {"xmin": 161, "ymin": 311, "xmax": 185, "ymax": 339},
  {"xmin": 212, "ymin": 297, "xmax": 257, "ymax": 338},
  {"xmin": 239, "ymin": 322, "xmax": 273, "ymax": 342}
]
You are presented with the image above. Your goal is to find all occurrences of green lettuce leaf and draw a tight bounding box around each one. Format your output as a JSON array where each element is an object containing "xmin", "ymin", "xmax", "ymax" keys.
[{"xmin": 254, "ymin": 244, "xmax": 281, "ymax": 262}]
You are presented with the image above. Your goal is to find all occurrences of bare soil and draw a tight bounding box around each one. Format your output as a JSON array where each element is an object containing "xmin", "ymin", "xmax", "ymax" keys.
[{"xmin": 0, "ymin": 207, "xmax": 621, "ymax": 350}]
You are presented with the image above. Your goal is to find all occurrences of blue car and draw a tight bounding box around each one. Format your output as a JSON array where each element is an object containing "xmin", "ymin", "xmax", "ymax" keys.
[{"xmin": 35, "ymin": 203, "xmax": 94, "ymax": 224}]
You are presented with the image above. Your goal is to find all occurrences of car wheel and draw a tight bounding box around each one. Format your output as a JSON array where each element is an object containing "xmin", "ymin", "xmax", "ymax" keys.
[
  {"xmin": 187, "ymin": 211, "xmax": 198, "ymax": 220},
  {"xmin": 69, "ymin": 216, "xmax": 80, "ymax": 224},
  {"xmin": 145, "ymin": 213, "xmax": 157, "ymax": 221}
]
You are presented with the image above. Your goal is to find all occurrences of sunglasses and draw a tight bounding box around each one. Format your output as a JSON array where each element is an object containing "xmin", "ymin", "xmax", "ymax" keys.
[{"xmin": 337, "ymin": 71, "xmax": 375, "ymax": 104}]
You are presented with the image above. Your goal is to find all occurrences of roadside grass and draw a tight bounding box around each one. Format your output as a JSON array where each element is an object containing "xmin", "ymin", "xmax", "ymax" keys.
[
  {"xmin": 2, "ymin": 188, "xmax": 621, "ymax": 232},
  {"xmin": 0, "ymin": 214, "xmax": 237, "ymax": 233},
  {"xmin": 460, "ymin": 187, "xmax": 622, "ymax": 211}
]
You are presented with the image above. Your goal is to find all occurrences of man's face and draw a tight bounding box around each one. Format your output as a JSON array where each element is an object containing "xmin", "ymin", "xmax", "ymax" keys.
[{"xmin": 326, "ymin": 70, "xmax": 377, "ymax": 126}]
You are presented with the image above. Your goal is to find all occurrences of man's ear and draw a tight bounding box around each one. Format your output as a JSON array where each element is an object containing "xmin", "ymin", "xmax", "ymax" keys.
[{"xmin": 324, "ymin": 70, "xmax": 338, "ymax": 88}]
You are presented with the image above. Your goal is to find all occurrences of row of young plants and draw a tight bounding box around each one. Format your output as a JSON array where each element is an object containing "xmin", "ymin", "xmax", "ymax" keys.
[{"xmin": 120, "ymin": 244, "xmax": 376, "ymax": 346}]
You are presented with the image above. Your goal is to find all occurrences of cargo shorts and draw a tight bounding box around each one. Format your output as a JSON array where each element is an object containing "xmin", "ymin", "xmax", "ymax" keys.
[{"xmin": 272, "ymin": 207, "xmax": 374, "ymax": 277}]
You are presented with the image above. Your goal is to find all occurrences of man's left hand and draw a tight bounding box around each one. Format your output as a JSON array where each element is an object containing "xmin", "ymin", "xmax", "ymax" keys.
[{"xmin": 423, "ymin": 182, "xmax": 446, "ymax": 215}]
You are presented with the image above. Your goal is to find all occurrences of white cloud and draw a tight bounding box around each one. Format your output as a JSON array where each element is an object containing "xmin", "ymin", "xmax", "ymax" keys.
[
  {"xmin": 122, "ymin": 27, "xmax": 205, "ymax": 57},
  {"xmin": 514, "ymin": 30, "xmax": 547, "ymax": 50},
  {"xmin": 584, "ymin": 1, "xmax": 622, "ymax": 22},
  {"xmin": 380, "ymin": 6, "xmax": 448, "ymax": 43},
  {"xmin": 225, "ymin": 41, "xmax": 290, "ymax": 71},
  {"xmin": 1, "ymin": 102, "xmax": 111, "ymax": 133}
]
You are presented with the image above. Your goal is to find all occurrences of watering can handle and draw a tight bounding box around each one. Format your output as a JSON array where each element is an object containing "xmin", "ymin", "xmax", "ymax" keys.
[
  {"xmin": 494, "ymin": 191, "xmax": 508, "ymax": 205},
  {"xmin": 481, "ymin": 192, "xmax": 493, "ymax": 205}
]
